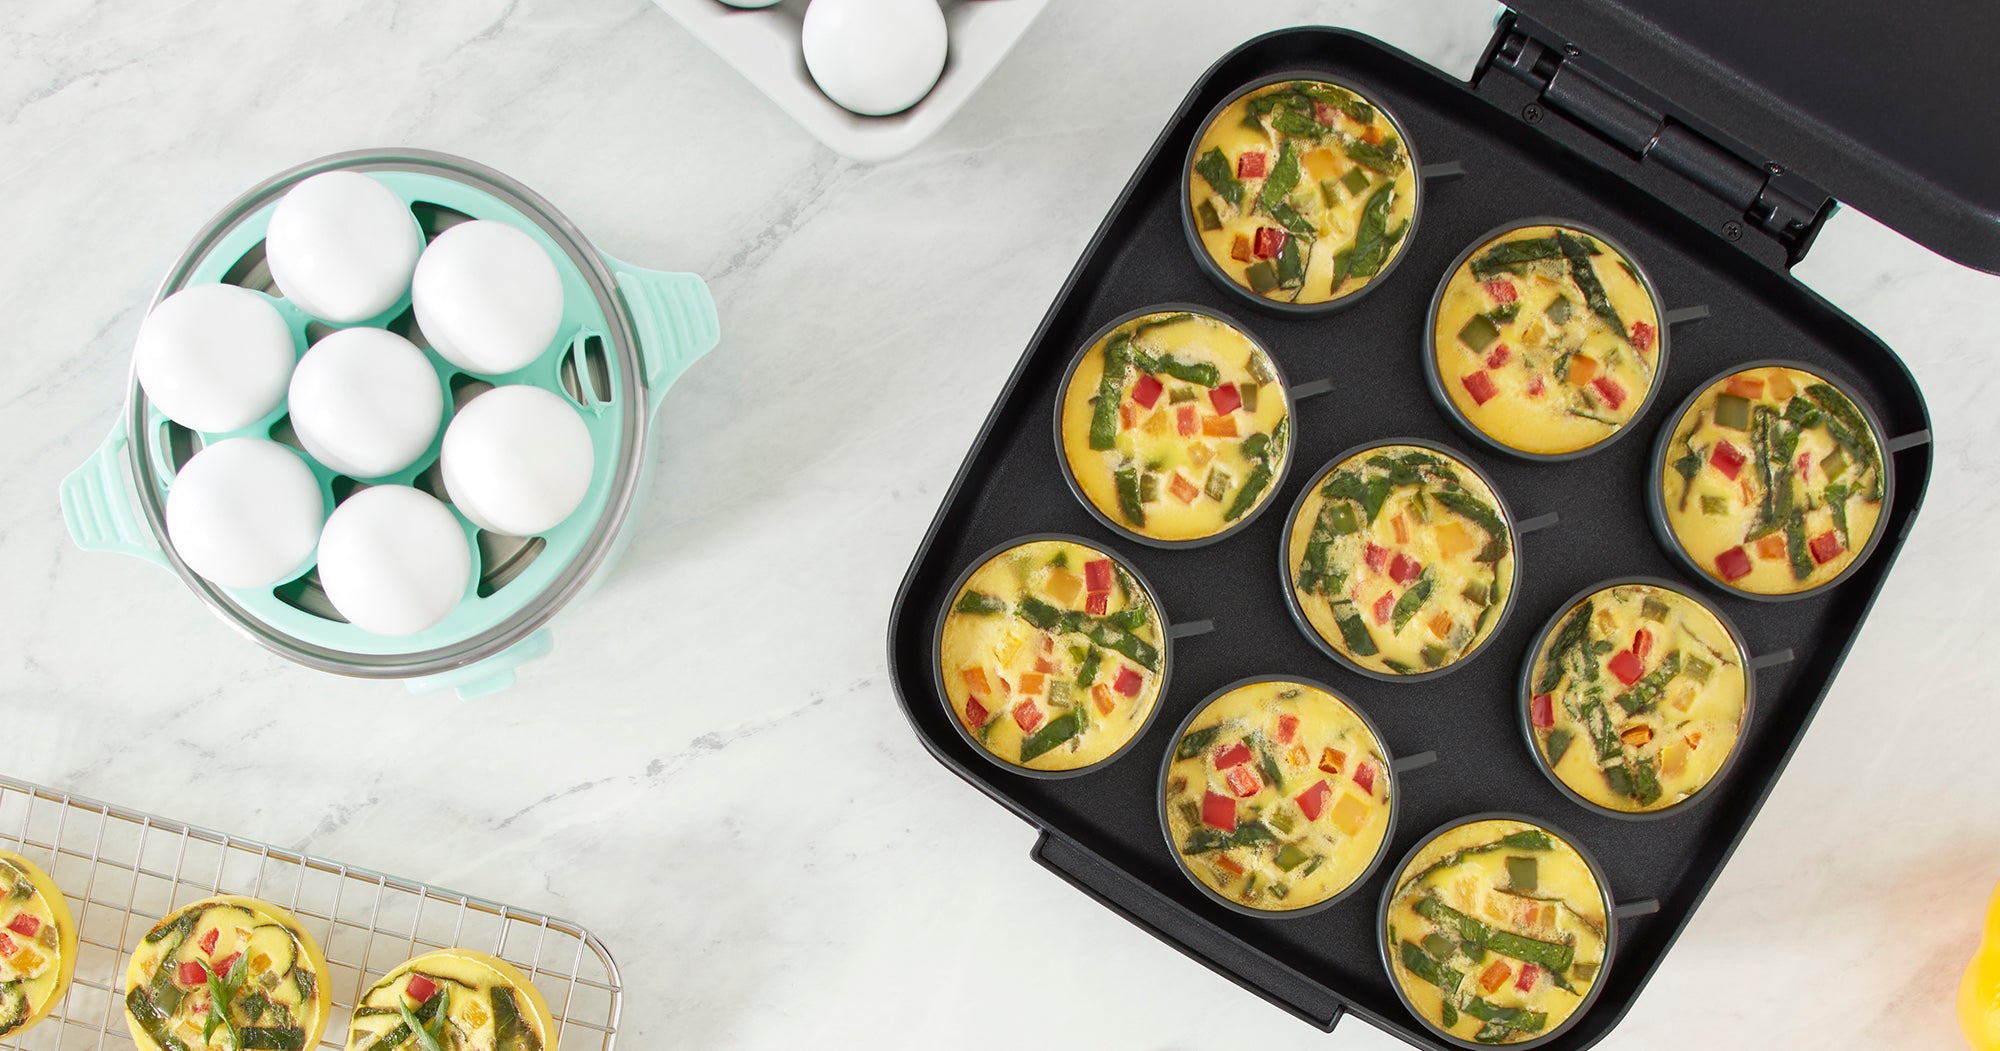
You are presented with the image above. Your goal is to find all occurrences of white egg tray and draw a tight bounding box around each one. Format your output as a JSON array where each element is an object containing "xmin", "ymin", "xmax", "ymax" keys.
[
  {"xmin": 651, "ymin": 0, "xmax": 1048, "ymax": 163},
  {"xmin": 0, "ymin": 774, "xmax": 620, "ymax": 1051}
]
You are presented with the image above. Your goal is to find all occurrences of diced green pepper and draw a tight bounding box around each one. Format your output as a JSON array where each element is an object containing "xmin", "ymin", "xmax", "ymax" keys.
[
  {"xmin": 1274, "ymin": 843, "xmax": 1311, "ymax": 872},
  {"xmin": 1506, "ymin": 855, "xmax": 1539, "ymax": 892},
  {"xmin": 1195, "ymin": 199, "xmax": 1222, "ymax": 231},
  {"xmin": 1238, "ymin": 382, "xmax": 1259, "ymax": 413},
  {"xmin": 1205, "ymin": 467, "xmax": 1232, "ymax": 502},
  {"xmin": 1700, "ymin": 494, "xmax": 1729, "ymax": 515},
  {"xmin": 1823, "ymin": 446, "xmax": 1849, "ymax": 481},
  {"xmin": 1340, "ymin": 166, "xmax": 1372, "ymax": 196},
  {"xmin": 1544, "ymin": 295, "xmax": 1573, "ymax": 325},
  {"xmin": 1640, "ymin": 596, "xmax": 1671, "ymax": 621},
  {"xmin": 1138, "ymin": 471, "xmax": 1159, "ymax": 504},
  {"xmin": 1176, "ymin": 725, "xmax": 1221, "ymax": 760},
  {"xmin": 1245, "ymin": 260, "xmax": 1280, "ymax": 294},
  {"xmin": 1684, "ymin": 654, "xmax": 1714, "ymax": 683},
  {"xmin": 1457, "ymin": 314, "xmax": 1500, "ymax": 351},
  {"xmin": 1715, "ymin": 392, "xmax": 1753, "ymax": 430},
  {"xmin": 1423, "ymin": 933, "xmax": 1456, "ymax": 961},
  {"xmin": 1461, "ymin": 580, "xmax": 1490, "ymax": 606},
  {"xmin": 1325, "ymin": 502, "xmax": 1359, "ymax": 535},
  {"xmin": 1420, "ymin": 644, "xmax": 1447, "ymax": 668},
  {"xmin": 953, "ymin": 590, "xmax": 1006, "ymax": 615},
  {"xmin": 1167, "ymin": 385, "xmax": 1197, "ymax": 404}
]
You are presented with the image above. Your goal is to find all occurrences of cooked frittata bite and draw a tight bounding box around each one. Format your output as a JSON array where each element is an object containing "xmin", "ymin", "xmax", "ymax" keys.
[
  {"xmin": 940, "ymin": 538, "xmax": 1166, "ymax": 773},
  {"xmin": 346, "ymin": 949, "xmax": 554, "ymax": 1051},
  {"xmin": 1384, "ymin": 818, "xmax": 1610, "ymax": 1046},
  {"xmin": 1526, "ymin": 583, "xmax": 1748, "ymax": 814},
  {"xmin": 1058, "ymin": 310, "xmax": 1290, "ymax": 543},
  {"xmin": 124, "ymin": 895, "xmax": 331, "ymax": 1051},
  {"xmin": 1286, "ymin": 445, "xmax": 1515, "ymax": 677},
  {"xmin": 1657, "ymin": 365, "xmax": 1887, "ymax": 596},
  {"xmin": 1187, "ymin": 78, "xmax": 1417, "ymax": 307},
  {"xmin": 0, "ymin": 851, "xmax": 76, "ymax": 1038},
  {"xmin": 1162, "ymin": 680, "xmax": 1393, "ymax": 913},
  {"xmin": 1432, "ymin": 224, "xmax": 1663, "ymax": 457}
]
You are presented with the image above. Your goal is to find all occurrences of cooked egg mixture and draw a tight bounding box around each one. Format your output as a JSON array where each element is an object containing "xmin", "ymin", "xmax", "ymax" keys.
[
  {"xmin": 124, "ymin": 896, "xmax": 330, "ymax": 1051},
  {"xmin": 1386, "ymin": 819, "xmax": 1608, "ymax": 1046},
  {"xmin": 1434, "ymin": 225, "xmax": 1662, "ymax": 456},
  {"xmin": 1287, "ymin": 446, "xmax": 1514, "ymax": 675},
  {"xmin": 1661, "ymin": 366, "xmax": 1886, "ymax": 595},
  {"xmin": 0, "ymin": 851, "xmax": 76, "ymax": 1038},
  {"xmin": 1060, "ymin": 311, "xmax": 1290, "ymax": 542},
  {"xmin": 1528, "ymin": 584, "xmax": 1747, "ymax": 813},
  {"xmin": 1189, "ymin": 80, "xmax": 1417, "ymax": 305},
  {"xmin": 1163, "ymin": 681, "xmax": 1391, "ymax": 912},
  {"xmin": 941, "ymin": 539, "xmax": 1166, "ymax": 772},
  {"xmin": 347, "ymin": 950, "xmax": 552, "ymax": 1051}
]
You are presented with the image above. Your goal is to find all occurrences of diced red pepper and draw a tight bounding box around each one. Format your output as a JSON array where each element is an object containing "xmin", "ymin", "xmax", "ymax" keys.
[
  {"xmin": 1526, "ymin": 374, "xmax": 1547, "ymax": 398},
  {"xmin": 1809, "ymin": 530, "xmax": 1844, "ymax": 565},
  {"xmin": 1797, "ymin": 452, "xmax": 1811, "ymax": 477},
  {"xmin": 1608, "ymin": 649, "xmax": 1644, "ymax": 686},
  {"xmin": 1119, "ymin": 402, "xmax": 1135, "ymax": 430},
  {"xmin": 963, "ymin": 698, "xmax": 989, "ymax": 729},
  {"xmin": 1175, "ymin": 404, "xmax": 1199, "ymax": 437},
  {"xmin": 213, "ymin": 953, "xmax": 241, "ymax": 978},
  {"xmin": 1313, "ymin": 100, "xmax": 1338, "ymax": 126},
  {"xmin": 1295, "ymin": 780, "xmax": 1332, "ymax": 822},
  {"xmin": 1515, "ymin": 963, "xmax": 1542, "ymax": 992},
  {"xmin": 1169, "ymin": 473, "xmax": 1200, "ymax": 504},
  {"xmin": 1225, "ymin": 764, "xmax": 1261, "ymax": 798},
  {"xmin": 1372, "ymin": 591, "xmax": 1395, "ymax": 626},
  {"xmin": 1461, "ymin": 370, "xmax": 1499, "ymax": 406},
  {"xmin": 1276, "ymin": 714, "xmax": 1299, "ymax": 744},
  {"xmin": 1481, "ymin": 279, "xmax": 1518, "ymax": 304},
  {"xmin": 1085, "ymin": 591, "xmax": 1108, "ymax": 616},
  {"xmin": 1214, "ymin": 742, "xmax": 1254, "ymax": 770},
  {"xmin": 1352, "ymin": 761, "xmax": 1378, "ymax": 796},
  {"xmin": 1388, "ymin": 552, "xmax": 1422, "ymax": 586},
  {"xmin": 1253, "ymin": 226, "xmax": 1287, "ymax": 260},
  {"xmin": 1485, "ymin": 344, "xmax": 1511, "ymax": 369},
  {"xmin": 0, "ymin": 934, "xmax": 13, "ymax": 957},
  {"xmin": 1364, "ymin": 543, "xmax": 1388, "ymax": 573},
  {"xmin": 5, "ymin": 914, "xmax": 39, "ymax": 939},
  {"xmin": 1084, "ymin": 559, "xmax": 1113, "ymax": 592},
  {"xmin": 1318, "ymin": 748, "xmax": 1347, "ymax": 776},
  {"xmin": 1716, "ymin": 545, "xmax": 1753, "ymax": 581},
  {"xmin": 178, "ymin": 960, "xmax": 208, "ymax": 987},
  {"xmin": 1113, "ymin": 665, "xmax": 1143, "ymax": 697},
  {"xmin": 1591, "ymin": 375, "xmax": 1628, "ymax": 410},
  {"xmin": 1709, "ymin": 441, "xmax": 1746, "ymax": 480},
  {"xmin": 1012, "ymin": 702, "xmax": 1043, "ymax": 734},
  {"xmin": 1632, "ymin": 628, "xmax": 1653, "ymax": 659},
  {"xmin": 1201, "ymin": 790, "xmax": 1237, "ymax": 832},
  {"xmin": 1209, "ymin": 383, "xmax": 1242, "ymax": 415},
  {"xmin": 1631, "ymin": 319, "xmax": 1656, "ymax": 353},
  {"xmin": 1093, "ymin": 684, "xmax": 1116, "ymax": 715},
  {"xmin": 1034, "ymin": 657, "xmax": 1053, "ymax": 673},
  {"xmin": 1132, "ymin": 373, "xmax": 1163, "ymax": 409},
  {"xmin": 1530, "ymin": 692, "xmax": 1554, "ymax": 729},
  {"xmin": 405, "ymin": 973, "xmax": 438, "ymax": 1003},
  {"xmin": 199, "ymin": 927, "xmax": 219, "ymax": 955},
  {"xmin": 1237, "ymin": 151, "xmax": 1267, "ymax": 178}
]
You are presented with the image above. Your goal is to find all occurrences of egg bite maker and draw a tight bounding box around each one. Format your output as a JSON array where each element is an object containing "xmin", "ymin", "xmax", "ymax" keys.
[
  {"xmin": 887, "ymin": 8, "xmax": 1975, "ymax": 1049},
  {"xmin": 60, "ymin": 149, "xmax": 719, "ymax": 698}
]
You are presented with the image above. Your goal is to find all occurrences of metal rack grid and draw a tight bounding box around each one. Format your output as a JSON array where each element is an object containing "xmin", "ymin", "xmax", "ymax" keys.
[{"xmin": 0, "ymin": 774, "xmax": 621, "ymax": 1050}]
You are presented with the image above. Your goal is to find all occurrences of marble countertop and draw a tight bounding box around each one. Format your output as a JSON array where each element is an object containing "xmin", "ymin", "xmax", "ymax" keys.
[{"xmin": 3, "ymin": 1, "xmax": 1996, "ymax": 1048}]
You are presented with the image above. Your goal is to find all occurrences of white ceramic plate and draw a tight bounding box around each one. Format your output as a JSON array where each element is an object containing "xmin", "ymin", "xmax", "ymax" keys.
[{"xmin": 652, "ymin": 0, "xmax": 1049, "ymax": 163}]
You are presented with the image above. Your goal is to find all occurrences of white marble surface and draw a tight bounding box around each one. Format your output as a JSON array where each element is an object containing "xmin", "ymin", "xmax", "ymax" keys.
[{"xmin": 3, "ymin": 2, "xmax": 1996, "ymax": 1048}]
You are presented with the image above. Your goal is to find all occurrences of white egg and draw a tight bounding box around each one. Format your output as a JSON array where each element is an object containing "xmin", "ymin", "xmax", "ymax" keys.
[
  {"xmin": 441, "ymin": 385, "xmax": 594, "ymax": 537},
  {"xmin": 411, "ymin": 220, "xmax": 564, "ymax": 375},
  {"xmin": 265, "ymin": 171, "xmax": 424, "ymax": 324},
  {"xmin": 287, "ymin": 327, "xmax": 443, "ymax": 479},
  {"xmin": 802, "ymin": 0, "xmax": 948, "ymax": 117},
  {"xmin": 316, "ymin": 485, "xmax": 470, "ymax": 637},
  {"xmin": 164, "ymin": 438, "xmax": 323, "ymax": 589},
  {"xmin": 134, "ymin": 284, "xmax": 296, "ymax": 433}
]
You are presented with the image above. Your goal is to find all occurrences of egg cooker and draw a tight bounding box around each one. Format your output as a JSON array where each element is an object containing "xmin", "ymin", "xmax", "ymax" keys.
[
  {"xmin": 885, "ymin": 11, "xmax": 1978, "ymax": 1049},
  {"xmin": 60, "ymin": 149, "xmax": 719, "ymax": 698}
]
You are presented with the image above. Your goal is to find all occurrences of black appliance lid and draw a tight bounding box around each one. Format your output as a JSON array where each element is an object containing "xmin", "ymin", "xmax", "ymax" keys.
[{"xmin": 1506, "ymin": 0, "xmax": 2000, "ymax": 273}]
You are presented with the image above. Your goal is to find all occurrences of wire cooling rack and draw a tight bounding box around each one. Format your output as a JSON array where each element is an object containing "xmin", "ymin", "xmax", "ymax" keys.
[{"xmin": 0, "ymin": 774, "xmax": 621, "ymax": 1050}]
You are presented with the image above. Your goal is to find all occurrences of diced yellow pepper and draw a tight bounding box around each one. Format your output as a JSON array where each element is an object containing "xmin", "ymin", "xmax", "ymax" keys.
[
  {"xmin": 1434, "ymin": 522, "xmax": 1474, "ymax": 559},
  {"xmin": 1043, "ymin": 568, "xmax": 1082, "ymax": 606},
  {"xmin": 1330, "ymin": 793, "xmax": 1369, "ymax": 835},
  {"xmin": 1187, "ymin": 442, "xmax": 1215, "ymax": 468},
  {"xmin": 1143, "ymin": 409, "xmax": 1172, "ymax": 436},
  {"xmin": 1303, "ymin": 148, "xmax": 1343, "ymax": 183},
  {"xmin": 995, "ymin": 632, "xmax": 1023, "ymax": 665},
  {"xmin": 10, "ymin": 947, "xmax": 42, "ymax": 975},
  {"xmin": 463, "ymin": 999, "xmax": 491, "ymax": 1029},
  {"xmin": 1660, "ymin": 743, "xmax": 1688, "ymax": 776}
]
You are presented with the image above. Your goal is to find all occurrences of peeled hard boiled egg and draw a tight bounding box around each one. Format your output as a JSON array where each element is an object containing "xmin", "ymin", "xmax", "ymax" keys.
[
  {"xmin": 317, "ymin": 485, "xmax": 470, "ymax": 636},
  {"xmin": 287, "ymin": 327, "xmax": 443, "ymax": 479},
  {"xmin": 265, "ymin": 171, "xmax": 424, "ymax": 324},
  {"xmin": 412, "ymin": 220, "xmax": 564, "ymax": 375},
  {"xmin": 164, "ymin": 438, "xmax": 323, "ymax": 589},
  {"xmin": 134, "ymin": 284, "xmax": 296, "ymax": 432},
  {"xmin": 441, "ymin": 385, "xmax": 594, "ymax": 537},
  {"xmin": 802, "ymin": 0, "xmax": 948, "ymax": 117}
]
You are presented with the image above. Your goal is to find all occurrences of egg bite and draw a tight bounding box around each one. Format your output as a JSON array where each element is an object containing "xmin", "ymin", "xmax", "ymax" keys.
[
  {"xmin": 1383, "ymin": 818, "xmax": 1610, "ymax": 1046},
  {"xmin": 939, "ymin": 538, "xmax": 1167, "ymax": 774},
  {"xmin": 1525, "ymin": 583, "xmax": 1748, "ymax": 814},
  {"xmin": 1187, "ymin": 77, "xmax": 1418, "ymax": 308},
  {"xmin": 1655, "ymin": 364, "xmax": 1888, "ymax": 596},
  {"xmin": 0, "ymin": 851, "xmax": 77, "ymax": 1038},
  {"xmin": 1058, "ymin": 310, "xmax": 1291, "ymax": 544},
  {"xmin": 1285, "ymin": 444, "xmax": 1515, "ymax": 676},
  {"xmin": 124, "ymin": 895, "xmax": 331, "ymax": 1051},
  {"xmin": 1431, "ymin": 223, "xmax": 1664, "ymax": 457},
  {"xmin": 346, "ymin": 949, "xmax": 554, "ymax": 1051},
  {"xmin": 1161, "ymin": 679, "xmax": 1393, "ymax": 913}
]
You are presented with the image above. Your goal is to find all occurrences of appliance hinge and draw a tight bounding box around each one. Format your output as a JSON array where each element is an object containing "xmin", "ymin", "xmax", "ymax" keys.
[{"xmin": 1482, "ymin": 14, "xmax": 1835, "ymax": 267}]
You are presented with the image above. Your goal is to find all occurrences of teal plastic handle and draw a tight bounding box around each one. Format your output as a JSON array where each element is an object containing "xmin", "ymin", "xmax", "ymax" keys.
[
  {"xmin": 60, "ymin": 423, "xmax": 171, "ymax": 571},
  {"xmin": 602, "ymin": 255, "xmax": 719, "ymax": 414},
  {"xmin": 404, "ymin": 628, "xmax": 554, "ymax": 699}
]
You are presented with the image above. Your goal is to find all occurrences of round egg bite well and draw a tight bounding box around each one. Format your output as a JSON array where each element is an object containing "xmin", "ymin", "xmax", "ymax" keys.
[
  {"xmin": 1161, "ymin": 679, "xmax": 1393, "ymax": 914},
  {"xmin": 1057, "ymin": 309, "xmax": 1290, "ymax": 545},
  {"xmin": 938, "ymin": 538, "xmax": 1167, "ymax": 775},
  {"xmin": 1524, "ymin": 582, "xmax": 1749, "ymax": 815},
  {"xmin": 1381, "ymin": 817, "xmax": 1612, "ymax": 1048},
  {"xmin": 1186, "ymin": 76, "xmax": 1418, "ymax": 309},
  {"xmin": 0, "ymin": 851, "xmax": 78, "ymax": 1039},
  {"xmin": 124, "ymin": 895, "xmax": 331, "ymax": 1051},
  {"xmin": 1653, "ymin": 363, "xmax": 1889, "ymax": 597},
  {"xmin": 1284, "ymin": 443, "xmax": 1515, "ymax": 678},
  {"xmin": 1430, "ymin": 223, "xmax": 1664, "ymax": 458},
  {"xmin": 346, "ymin": 949, "xmax": 554, "ymax": 1051}
]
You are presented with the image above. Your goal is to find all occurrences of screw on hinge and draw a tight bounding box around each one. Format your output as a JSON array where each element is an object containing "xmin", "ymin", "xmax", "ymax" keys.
[
  {"xmin": 1522, "ymin": 103, "xmax": 1544, "ymax": 124},
  {"xmin": 1722, "ymin": 221, "xmax": 1743, "ymax": 242}
]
